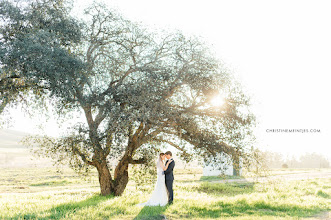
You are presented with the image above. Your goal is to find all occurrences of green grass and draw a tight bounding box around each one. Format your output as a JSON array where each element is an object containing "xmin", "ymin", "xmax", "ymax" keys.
[{"xmin": 0, "ymin": 167, "xmax": 330, "ymax": 219}]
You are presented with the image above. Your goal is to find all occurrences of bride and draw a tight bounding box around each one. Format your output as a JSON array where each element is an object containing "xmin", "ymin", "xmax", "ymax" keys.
[{"xmin": 138, "ymin": 153, "xmax": 171, "ymax": 206}]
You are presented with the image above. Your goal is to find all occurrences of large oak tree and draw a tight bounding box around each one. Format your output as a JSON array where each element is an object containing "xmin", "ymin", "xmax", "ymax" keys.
[{"xmin": 0, "ymin": 0, "xmax": 256, "ymax": 196}]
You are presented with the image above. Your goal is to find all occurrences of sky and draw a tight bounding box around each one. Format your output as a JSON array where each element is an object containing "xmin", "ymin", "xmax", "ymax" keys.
[{"xmin": 4, "ymin": 0, "xmax": 331, "ymax": 160}]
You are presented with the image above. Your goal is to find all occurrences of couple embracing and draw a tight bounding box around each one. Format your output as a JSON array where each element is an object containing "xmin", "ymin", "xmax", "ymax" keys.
[{"xmin": 138, "ymin": 151, "xmax": 175, "ymax": 206}]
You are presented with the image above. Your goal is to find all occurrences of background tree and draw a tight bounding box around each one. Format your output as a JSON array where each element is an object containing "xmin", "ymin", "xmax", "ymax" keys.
[{"xmin": 1, "ymin": 0, "xmax": 256, "ymax": 196}]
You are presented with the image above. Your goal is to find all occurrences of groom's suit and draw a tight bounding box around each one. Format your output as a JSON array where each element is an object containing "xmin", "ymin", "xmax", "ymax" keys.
[{"xmin": 163, "ymin": 158, "xmax": 175, "ymax": 204}]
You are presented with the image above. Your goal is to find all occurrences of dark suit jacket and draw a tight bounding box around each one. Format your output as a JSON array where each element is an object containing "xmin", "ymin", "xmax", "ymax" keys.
[{"xmin": 164, "ymin": 159, "xmax": 175, "ymax": 181}]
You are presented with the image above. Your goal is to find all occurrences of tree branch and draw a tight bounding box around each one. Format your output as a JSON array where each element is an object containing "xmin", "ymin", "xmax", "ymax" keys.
[
  {"xmin": 71, "ymin": 146, "xmax": 94, "ymax": 166},
  {"xmin": 128, "ymin": 157, "xmax": 147, "ymax": 164},
  {"xmin": 153, "ymin": 137, "xmax": 186, "ymax": 152}
]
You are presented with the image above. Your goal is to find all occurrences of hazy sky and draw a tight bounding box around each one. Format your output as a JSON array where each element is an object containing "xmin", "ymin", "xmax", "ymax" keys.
[{"xmin": 5, "ymin": 0, "xmax": 331, "ymax": 159}]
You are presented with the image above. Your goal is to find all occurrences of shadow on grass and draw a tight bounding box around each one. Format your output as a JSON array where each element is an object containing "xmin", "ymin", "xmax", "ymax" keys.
[
  {"xmin": 175, "ymin": 199, "xmax": 326, "ymax": 219},
  {"xmin": 134, "ymin": 204, "xmax": 169, "ymax": 220},
  {"xmin": 316, "ymin": 190, "xmax": 330, "ymax": 199},
  {"xmin": 199, "ymin": 175, "xmax": 243, "ymax": 182},
  {"xmin": 29, "ymin": 180, "xmax": 73, "ymax": 186},
  {"xmin": 176, "ymin": 175, "xmax": 245, "ymax": 184},
  {"xmin": 11, "ymin": 193, "xmax": 114, "ymax": 220},
  {"xmin": 193, "ymin": 181, "xmax": 255, "ymax": 196}
]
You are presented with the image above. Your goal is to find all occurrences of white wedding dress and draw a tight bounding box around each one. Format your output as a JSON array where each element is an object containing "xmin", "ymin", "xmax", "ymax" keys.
[{"xmin": 138, "ymin": 159, "xmax": 168, "ymax": 206}]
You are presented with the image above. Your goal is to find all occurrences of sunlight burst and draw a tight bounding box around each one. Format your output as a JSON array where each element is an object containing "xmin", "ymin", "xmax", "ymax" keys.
[{"xmin": 210, "ymin": 94, "xmax": 225, "ymax": 107}]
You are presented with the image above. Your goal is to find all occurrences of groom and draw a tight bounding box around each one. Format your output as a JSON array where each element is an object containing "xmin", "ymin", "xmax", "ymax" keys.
[{"xmin": 163, "ymin": 151, "xmax": 175, "ymax": 205}]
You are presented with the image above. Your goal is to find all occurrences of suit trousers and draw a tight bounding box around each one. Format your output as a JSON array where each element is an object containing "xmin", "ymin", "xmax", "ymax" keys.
[{"xmin": 165, "ymin": 179, "xmax": 173, "ymax": 203}]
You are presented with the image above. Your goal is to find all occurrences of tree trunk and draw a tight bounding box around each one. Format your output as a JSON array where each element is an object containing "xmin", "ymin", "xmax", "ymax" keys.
[
  {"xmin": 113, "ymin": 158, "xmax": 129, "ymax": 196},
  {"xmin": 95, "ymin": 140, "xmax": 137, "ymax": 196},
  {"xmin": 95, "ymin": 158, "xmax": 130, "ymax": 196},
  {"xmin": 96, "ymin": 162, "xmax": 114, "ymax": 196}
]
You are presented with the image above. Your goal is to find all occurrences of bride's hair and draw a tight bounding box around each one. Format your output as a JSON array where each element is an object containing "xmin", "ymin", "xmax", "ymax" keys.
[{"xmin": 159, "ymin": 153, "xmax": 165, "ymax": 161}]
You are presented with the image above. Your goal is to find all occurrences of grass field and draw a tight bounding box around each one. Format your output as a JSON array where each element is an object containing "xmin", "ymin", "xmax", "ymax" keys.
[{"xmin": 0, "ymin": 167, "xmax": 330, "ymax": 220}]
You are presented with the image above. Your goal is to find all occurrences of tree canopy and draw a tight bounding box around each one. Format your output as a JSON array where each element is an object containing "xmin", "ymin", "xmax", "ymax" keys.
[{"xmin": 0, "ymin": 0, "xmax": 256, "ymax": 196}]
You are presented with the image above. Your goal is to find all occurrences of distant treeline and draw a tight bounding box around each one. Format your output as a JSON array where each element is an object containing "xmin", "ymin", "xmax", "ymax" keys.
[{"xmin": 262, "ymin": 151, "xmax": 330, "ymax": 168}]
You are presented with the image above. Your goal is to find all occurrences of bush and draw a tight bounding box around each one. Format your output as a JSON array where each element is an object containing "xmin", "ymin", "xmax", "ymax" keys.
[{"xmin": 281, "ymin": 164, "xmax": 288, "ymax": 168}]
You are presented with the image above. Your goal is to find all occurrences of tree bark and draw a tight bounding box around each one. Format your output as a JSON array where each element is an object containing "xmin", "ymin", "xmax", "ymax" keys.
[
  {"xmin": 93, "ymin": 134, "xmax": 142, "ymax": 196},
  {"xmin": 94, "ymin": 157, "xmax": 131, "ymax": 196},
  {"xmin": 113, "ymin": 157, "xmax": 129, "ymax": 196},
  {"xmin": 95, "ymin": 162, "xmax": 114, "ymax": 196}
]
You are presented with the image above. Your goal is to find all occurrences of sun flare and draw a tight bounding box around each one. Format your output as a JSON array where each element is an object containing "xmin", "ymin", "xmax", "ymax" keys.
[{"xmin": 210, "ymin": 94, "xmax": 225, "ymax": 107}]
